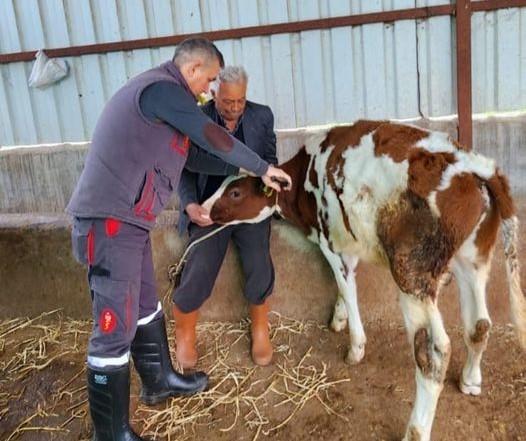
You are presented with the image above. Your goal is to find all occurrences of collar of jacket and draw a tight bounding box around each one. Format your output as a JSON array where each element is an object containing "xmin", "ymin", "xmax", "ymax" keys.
[{"xmin": 160, "ymin": 61, "xmax": 194, "ymax": 97}]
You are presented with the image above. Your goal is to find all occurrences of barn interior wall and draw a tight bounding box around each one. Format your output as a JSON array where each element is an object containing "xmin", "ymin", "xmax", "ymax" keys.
[{"xmin": 1, "ymin": 1, "xmax": 525, "ymax": 146}]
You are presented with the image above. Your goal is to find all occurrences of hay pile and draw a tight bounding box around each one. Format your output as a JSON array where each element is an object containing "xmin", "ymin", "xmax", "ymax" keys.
[
  {"xmin": 0, "ymin": 311, "xmax": 90, "ymax": 440},
  {"xmin": 0, "ymin": 311, "xmax": 348, "ymax": 441}
]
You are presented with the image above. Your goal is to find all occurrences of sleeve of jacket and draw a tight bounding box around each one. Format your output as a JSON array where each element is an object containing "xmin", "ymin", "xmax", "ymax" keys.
[
  {"xmin": 141, "ymin": 81, "xmax": 269, "ymax": 176},
  {"xmin": 185, "ymin": 144, "xmax": 239, "ymax": 175},
  {"xmin": 262, "ymin": 107, "xmax": 278, "ymax": 165},
  {"xmin": 178, "ymin": 168, "xmax": 199, "ymax": 212}
]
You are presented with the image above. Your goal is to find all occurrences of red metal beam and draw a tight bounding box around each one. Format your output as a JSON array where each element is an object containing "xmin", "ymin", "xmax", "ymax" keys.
[
  {"xmin": 472, "ymin": 0, "xmax": 526, "ymax": 12},
  {"xmin": 0, "ymin": 4, "xmax": 455, "ymax": 64},
  {"xmin": 456, "ymin": 0, "xmax": 473, "ymax": 150}
]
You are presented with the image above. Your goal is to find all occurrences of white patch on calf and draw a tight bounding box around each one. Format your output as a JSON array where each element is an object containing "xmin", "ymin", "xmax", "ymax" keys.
[
  {"xmin": 304, "ymin": 126, "xmax": 332, "ymax": 155},
  {"xmin": 338, "ymin": 133, "xmax": 409, "ymax": 261},
  {"xmin": 427, "ymin": 191, "xmax": 441, "ymax": 218},
  {"xmin": 222, "ymin": 205, "xmax": 275, "ymax": 225},
  {"xmin": 415, "ymin": 130, "xmax": 455, "ymax": 153},
  {"xmin": 437, "ymin": 151, "xmax": 495, "ymax": 192}
]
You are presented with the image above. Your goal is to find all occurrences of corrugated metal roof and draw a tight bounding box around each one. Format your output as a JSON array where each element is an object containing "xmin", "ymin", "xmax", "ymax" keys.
[{"xmin": 0, "ymin": 0, "xmax": 525, "ymax": 145}]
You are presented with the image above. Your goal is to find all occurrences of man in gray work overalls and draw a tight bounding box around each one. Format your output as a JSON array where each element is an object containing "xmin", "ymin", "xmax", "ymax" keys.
[{"xmin": 67, "ymin": 37, "xmax": 291, "ymax": 441}]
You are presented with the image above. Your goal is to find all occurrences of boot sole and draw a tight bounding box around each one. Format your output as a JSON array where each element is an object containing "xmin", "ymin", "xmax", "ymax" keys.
[{"xmin": 140, "ymin": 381, "xmax": 208, "ymax": 405}]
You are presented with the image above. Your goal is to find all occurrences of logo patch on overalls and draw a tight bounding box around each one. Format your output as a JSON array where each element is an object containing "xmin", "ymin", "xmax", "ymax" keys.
[{"xmin": 99, "ymin": 308, "xmax": 117, "ymax": 334}]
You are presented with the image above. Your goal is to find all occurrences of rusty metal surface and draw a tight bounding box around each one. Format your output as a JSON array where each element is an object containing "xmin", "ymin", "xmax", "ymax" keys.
[
  {"xmin": 456, "ymin": 0, "xmax": 473, "ymax": 149},
  {"xmin": 0, "ymin": 4, "xmax": 457, "ymax": 64}
]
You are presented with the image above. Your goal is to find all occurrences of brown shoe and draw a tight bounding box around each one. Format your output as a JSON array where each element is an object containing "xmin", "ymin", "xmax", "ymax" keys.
[
  {"xmin": 172, "ymin": 304, "xmax": 198, "ymax": 369},
  {"xmin": 249, "ymin": 300, "xmax": 273, "ymax": 366}
]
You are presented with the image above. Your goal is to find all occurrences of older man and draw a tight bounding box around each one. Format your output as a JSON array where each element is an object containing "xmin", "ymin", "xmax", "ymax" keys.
[{"xmin": 173, "ymin": 66, "xmax": 277, "ymax": 368}]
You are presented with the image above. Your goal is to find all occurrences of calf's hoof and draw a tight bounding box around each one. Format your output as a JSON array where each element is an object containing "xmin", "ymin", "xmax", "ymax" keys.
[
  {"xmin": 345, "ymin": 343, "xmax": 365, "ymax": 365},
  {"xmin": 403, "ymin": 425, "xmax": 429, "ymax": 441},
  {"xmin": 460, "ymin": 379, "xmax": 481, "ymax": 396},
  {"xmin": 330, "ymin": 317, "xmax": 347, "ymax": 333}
]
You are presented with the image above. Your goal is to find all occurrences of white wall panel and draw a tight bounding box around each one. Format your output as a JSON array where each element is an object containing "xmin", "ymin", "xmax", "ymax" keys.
[
  {"xmin": 267, "ymin": 2, "xmax": 296, "ymax": 128},
  {"xmin": 472, "ymin": 6, "xmax": 526, "ymax": 114},
  {"xmin": 416, "ymin": 0, "xmax": 454, "ymax": 117},
  {"xmin": 0, "ymin": 0, "xmax": 525, "ymax": 146}
]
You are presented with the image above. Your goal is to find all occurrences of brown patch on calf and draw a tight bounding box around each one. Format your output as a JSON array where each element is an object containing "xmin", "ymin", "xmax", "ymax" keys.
[
  {"xmin": 486, "ymin": 170, "xmax": 516, "ymax": 219},
  {"xmin": 474, "ymin": 169, "xmax": 516, "ymax": 260},
  {"xmin": 308, "ymin": 161, "xmax": 319, "ymax": 189},
  {"xmin": 377, "ymin": 191, "xmax": 454, "ymax": 298},
  {"xmin": 414, "ymin": 328, "xmax": 432, "ymax": 376},
  {"xmin": 320, "ymin": 120, "xmax": 384, "ymax": 153},
  {"xmin": 474, "ymin": 193, "xmax": 500, "ymax": 260},
  {"xmin": 414, "ymin": 327, "xmax": 451, "ymax": 383},
  {"xmin": 319, "ymin": 209, "xmax": 330, "ymax": 239},
  {"xmin": 408, "ymin": 149, "xmax": 456, "ymax": 199},
  {"xmin": 435, "ymin": 173, "xmax": 485, "ymax": 248},
  {"xmin": 450, "ymin": 137, "xmax": 470, "ymax": 152},
  {"xmin": 471, "ymin": 319, "xmax": 491, "ymax": 344},
  {"xmin": 278, "ymin": 147, "xmax": 319, "ymax": 235},
  {"xmin": 338, "ymin": 198, "xmax": 356, "ymax": 240},
  {"xmin": 373, "ymin": 123, "xmax": 429, "ymax": 162}
]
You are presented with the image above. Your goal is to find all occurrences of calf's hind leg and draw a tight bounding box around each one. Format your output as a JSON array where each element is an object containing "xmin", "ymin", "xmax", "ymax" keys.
[
  {"xmin": 452, "ymin": 254, "xmax": 492, "ymax": 396},
  {"xmin": 400, "ymin": 292, "xmax": 451, "ymax": 441}
]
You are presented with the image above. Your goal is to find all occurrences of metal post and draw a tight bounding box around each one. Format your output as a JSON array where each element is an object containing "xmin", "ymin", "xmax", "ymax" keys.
[{"xmin": 456, "ymin": 0, "xmax": 473, "ymax": 150}]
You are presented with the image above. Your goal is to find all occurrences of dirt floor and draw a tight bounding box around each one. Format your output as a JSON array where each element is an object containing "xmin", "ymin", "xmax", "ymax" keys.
[{"xmin": 0, "ymin": 311, "xmax": 525, "ymax": 441}]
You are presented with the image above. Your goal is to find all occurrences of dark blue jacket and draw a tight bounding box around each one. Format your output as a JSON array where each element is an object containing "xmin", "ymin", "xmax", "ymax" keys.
[{"xmin": 177, "ymin": 100, "xmax": 278, "ymax": 234}]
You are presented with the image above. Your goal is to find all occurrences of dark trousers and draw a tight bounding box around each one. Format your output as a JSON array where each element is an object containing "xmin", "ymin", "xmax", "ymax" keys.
[
  {"xmin": 172, "ymin": 219, "xmax": 274, "ymax": 313},
  {"xmin": 71, "ymin": 218, "xmax": 161, "ymax": 368}
]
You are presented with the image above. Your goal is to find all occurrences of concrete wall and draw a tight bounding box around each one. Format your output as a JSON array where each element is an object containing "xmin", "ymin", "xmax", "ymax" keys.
[
  {"xmin": 1, "ymin": 205, "xmax": 523, "ymax": 330},
  {"xmin": 1, "ymin": 116, "xmax": 525, "ymax": 327}
]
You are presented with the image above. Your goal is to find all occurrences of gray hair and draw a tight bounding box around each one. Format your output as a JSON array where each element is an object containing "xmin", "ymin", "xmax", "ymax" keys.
[
  {"xmin": 173, "ymin": 38, "xmax": 224, "ymax": 68},
  {"xmin": 216, "ymin": 66, "xmax": 248, "ymax": 86}
]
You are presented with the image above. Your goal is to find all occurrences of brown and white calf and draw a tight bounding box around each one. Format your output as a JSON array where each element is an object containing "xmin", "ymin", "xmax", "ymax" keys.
[{"xmin": 202, "ymin": 120, "xmax": 526, "ymax": 441}]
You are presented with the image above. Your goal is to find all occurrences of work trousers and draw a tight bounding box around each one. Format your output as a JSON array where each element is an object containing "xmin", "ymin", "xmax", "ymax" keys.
[
  {"xmin": 71, "ymin": 217, "xmax": 162, "ymax": 369},
  {"xmin": 172, "ymin": 219, "xmax": 274, "ymax": 312}
]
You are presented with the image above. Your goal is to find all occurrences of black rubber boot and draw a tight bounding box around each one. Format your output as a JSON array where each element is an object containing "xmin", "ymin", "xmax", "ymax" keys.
[
  {"xmin": 131, "ymin": 316, "xmax": 208, "ymax": 405},
  {"xmin": 87, "ymin": 364, "xmax": 147, "ymax": 441}
]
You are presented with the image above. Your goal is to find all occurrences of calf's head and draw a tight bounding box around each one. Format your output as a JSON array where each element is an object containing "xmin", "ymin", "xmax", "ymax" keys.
[{"xmin": 202, "ymin": 175, "xmax": 277, "ymax": 225}]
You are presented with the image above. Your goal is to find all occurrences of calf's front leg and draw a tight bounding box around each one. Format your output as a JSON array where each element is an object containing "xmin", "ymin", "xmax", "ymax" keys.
[{"xmin": 320, "ymin": 246, "xmax": 366, "ymax": 364}]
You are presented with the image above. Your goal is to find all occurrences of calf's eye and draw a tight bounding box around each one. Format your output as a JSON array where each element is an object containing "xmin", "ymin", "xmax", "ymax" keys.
[{"xmin": 229, "ymin": 189, "xmax": 241, "ymax": 199}]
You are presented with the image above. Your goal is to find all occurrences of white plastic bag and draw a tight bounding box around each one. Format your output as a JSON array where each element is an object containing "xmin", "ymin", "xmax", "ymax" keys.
[{"xmin": 28, "ymin": 49, "xmax": 69, "ymax": 89}]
